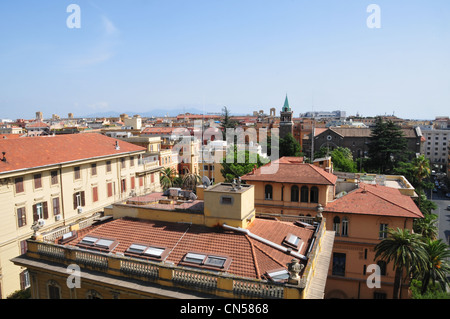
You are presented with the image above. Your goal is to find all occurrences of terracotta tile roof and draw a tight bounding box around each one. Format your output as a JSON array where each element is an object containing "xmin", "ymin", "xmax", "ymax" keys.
[
  {"xmin": 0, "ymin": 133, "xmax": 145, "ymax": 174},
  {"xmin": 63, "ymin": 217, "xmax": 315, "ymax": 280},
  {"xmin": 324, "ymin": 183, "xmax": 423, "ymax": 218},
  {"xmin": 141, "ymin": 127, "xmax": 177, "ymax": 135},
  {"xmin": 242, "ymin": 157, "xmax": 337, "ymax": 185},
  {"xmin": 25, "ymin": 121, "xmax": 49, "ymax": 128}
]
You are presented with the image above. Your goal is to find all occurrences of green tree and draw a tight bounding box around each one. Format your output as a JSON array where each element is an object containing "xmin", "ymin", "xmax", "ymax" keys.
[
  {"xmin": 220, "ymin": 106, "xmax": 238, "ymax": 139},
  {"xmin": 368, "ymin": 117, "xmax": 409, "ymax": 174},
  {"xmin": 414, "ymin": 191, "xmax": 438, "ymax": 215},
  {"xmin": 419, "ymin": 238, "xmax": 450, "ymax": 294},
  {"xmin": 279, "ymin": 133, "xmax": 302, "ymax": 158},
  {"xmin": 314, "ymin": 147, "xmax": 358, "ymax": 173},
  {"xmin": 374, "ymin": 228, "xmax": 428, "ymax": 299},
  {"xmin": 160, "ymin": 167, "xmax": 177, "ymax": 190},
  {"xmin": 413, "ymin": 213, "xmax": 439, "ymax": 240},
  {"xmin": 221, "ymin": 147, "xmax": 265, "ymax": 182},
  {"xmin": 181, "ymin": 169, "xmax": 202, "ymax": 191}
]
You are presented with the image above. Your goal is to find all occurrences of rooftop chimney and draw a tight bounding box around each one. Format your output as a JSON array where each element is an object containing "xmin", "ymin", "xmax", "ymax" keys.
[{"xmin": 1, "ymin": 152, "xmax": 6, "ymax": 162}]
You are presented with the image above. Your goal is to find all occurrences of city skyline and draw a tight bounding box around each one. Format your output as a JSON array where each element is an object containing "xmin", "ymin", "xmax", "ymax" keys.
[{"xmin": 1, "ymin": 1, "xmax": 449, "ymax": 120}]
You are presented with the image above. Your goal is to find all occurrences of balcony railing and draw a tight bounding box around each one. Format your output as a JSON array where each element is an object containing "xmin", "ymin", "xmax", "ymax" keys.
[{"xmin": 25, "ymin": 240, "xmax": 300, "ymax": 299}]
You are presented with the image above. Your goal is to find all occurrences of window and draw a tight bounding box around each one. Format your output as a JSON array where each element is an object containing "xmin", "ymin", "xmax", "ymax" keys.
[
  {"xmin": 377, "ymin": 260, "xmax": 387, "ymax": 276},
  {"xmin": 107, "ymin": 182, "xmax": 113, "ymax": 197},
  {"xmin": 58, "ymin": 231, "xmax": 78, "ymax": 244},
  {"xmin": 139, "ymin": 176, "xmax": 144, "ymax": 188},
  {"xmin": 74, "ymin": 166, "xmax": 81, "ymax": 180},
  {"xmin": 291, "ymin": 186, "xmax": 299, "ymax": 202},
  {"xmin": 92, "ymin": 186, "xmax": 99, "ymax": 202},
  {"xmin": 121, "ymin": 158, "xmax": 126, "ymax": 169},
  {"xmin": 332, "ymin": 253, "xmax": 346, "ymax": 276},
  {"xmin": 125, "ymin": 243, "xmax": 169, "ymax": 261},
  {"xmin": 310, "ymin": 186, "xmax": 319, "ymax": 203},
  {"xmin": 73, "ymin": 191, "xmax": 85, "ymax": 209},
  {"xmin": 33, "ymin": 202, "xmax": 48, "ymax": 221},
  {"xmin": 20, "ymin": 240, "xmax": 28, "ymax": 254},
  {"xmin": 151, "ymin": 173, "xmax": 155, "ymax": 183},
  {"xmin": 20, "ymin": 270, "xmax": 30, "ymax": 290},
  {"xmin": 265, "ymin": 184, "xmax": 273, "ymax": 200},
  {"xmin": 180, "ymin": 252, "xmax": 231, "ymax": 271},
  {"xmin": 15, "ymin": 177, "xmax": 24, "ymax": 194},
  {"xmin": 300, "ymin": 186, "xmax": 309, "ymax": 203},
  {"xmin": 283, "ymin": 233, "xmax": 303, "ymax": 250},
  {"xmin": 121, "ymin": 179, "xmax": 126, "ymax": 193},
  {"xmin": 342, "ymin": 217, "xmax": 349, "ymax": 236},
  {"xmin": 333, "ymin": 216, "xmax": 341, "ymax": 236},
  {"xmin": 130, "ymin": 177, "xmax": 135, "ymax": 190},
  {"xmin": 220, "ymin": 196, "xmax": 233, "ymax": 205},
  {"xmin": 374, "ymin": 292, "xmax": 387, "ymax": 299},
  {"xmin": 266, "ymin": 269, "xmax": 290, "ymax": 282},
  {"xmin": 77, "ymin": 236, "xmax": 118, "ymax": 252},
  {"xmin": 379, "ymin": 223, "xmax": 388, "ymax": 239},
  {"xmin": 34, "ymin": 174, "xmax": 42, "ymax": 189},
  {"xmin": 52, "ymin": 197, "xmax": 60, "ymax": 216},
  {"xmin": 47, "ymin": 280, "xmax": 61, "ymax": 299},
  {"xmin": 51, "ymin": 171, "xmax": 58, "ymax": 185},
  {"xmin": 106, "ymin": 161, "xmax": 112, "ymax": 172},
  {"xmin": 91, "ymin": 163, "xmax": 97, "ymax": 176},
  {"xmin": 17, "ymin": 207, "xmax": 27, "ymax": 228},
  {"xmin": 130, "ymin": 156, "xmax": 134, "ymax": 167}
]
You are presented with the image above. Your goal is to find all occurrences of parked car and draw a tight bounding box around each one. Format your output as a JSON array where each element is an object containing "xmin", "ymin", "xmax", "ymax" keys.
[
  {"xmin": 447, "ymin": 205, "xmax": 450, "ymax": 211},
  {"xmin": 446, "ymin": 193, "xmax": 450, "ymax": 198}
]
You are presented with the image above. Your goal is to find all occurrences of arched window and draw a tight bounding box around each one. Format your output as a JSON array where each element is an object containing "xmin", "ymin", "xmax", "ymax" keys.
[
  {"xmin": 291, "ymin": 186, "xmax": 299, "ymax": 202},
  {"xmin": 310, "ymin": 186, "xmax": 319, "ymax": 203},
  {"xmin": 342, "ymin": 217, "xmax": 349, "ymax": 236},
  {"xmin": 47, "ymin": 280, "xmax": 61, "ymax": 299},
  {"xmin": 333, "ymin": 216, "xmax": 341, "ymax": 236},
  {"xmin": 86, "ymin": 289, "xmax": 103, "ymax": 299},
  {"xmin": 265, "ymin": 184, "xmax": 273, "ymax": 200},
  {"xmin": 300, "ymin": 186, "xmax": 309, "ymax": 203}
]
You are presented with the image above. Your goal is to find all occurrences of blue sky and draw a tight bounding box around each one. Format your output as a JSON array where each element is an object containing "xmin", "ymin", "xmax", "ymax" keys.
[{"xmin": 0, "ymin": 0, "xmax": 449, "ymax": 120}]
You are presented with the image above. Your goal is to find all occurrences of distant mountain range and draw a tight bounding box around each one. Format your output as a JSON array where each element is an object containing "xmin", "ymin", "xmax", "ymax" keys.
[{"xmin": 81, "ymin": 107, "xmax": 208, "ymax": 118}]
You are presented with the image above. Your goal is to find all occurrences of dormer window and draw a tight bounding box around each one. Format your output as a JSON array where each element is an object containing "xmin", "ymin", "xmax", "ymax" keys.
[
  {"xmin": 180, "ymin": 252, "xmax": 231, "ymax": 271},
  {"xmin": 77, "ymin": 236, "xmax": 118, "ymax": 252},
  {"xmin": 125, "ymin": 243, "xmax": 169, "ymax": 261},
  {"xmin": 283, "ymin": 233, "xmax": 303, "ymax": 251}
]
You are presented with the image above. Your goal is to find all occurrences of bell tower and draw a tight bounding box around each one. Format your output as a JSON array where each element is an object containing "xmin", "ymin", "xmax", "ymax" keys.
[{"xmin": 279, "ymin": 94, "xmax": 293, "ymax": 139}]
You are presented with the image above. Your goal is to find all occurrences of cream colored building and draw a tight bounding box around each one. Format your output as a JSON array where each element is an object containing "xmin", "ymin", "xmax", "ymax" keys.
[{"xmin": 0, "ymin": 133, "xmax": 161, "ymax": 298}]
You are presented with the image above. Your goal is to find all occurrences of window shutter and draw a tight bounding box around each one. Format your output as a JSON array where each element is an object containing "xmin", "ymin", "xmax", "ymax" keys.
[
  {"xmin": 73, "ymin": 193, "xmax": 78, "ymax": 209},
  {"xmin": 32, "ymin": 204, "xmax": 38, "ymax": 222},
  {"xmin": 81, "ymin": 191, "xmax": 85, "ymax": 206},
  {"xmin": 43, "ymin": 201, "xmax": 48, "ymax": 219},
  {"xmin": 19, "ymin": 272, "xmax": 25, "ymax": 290}
]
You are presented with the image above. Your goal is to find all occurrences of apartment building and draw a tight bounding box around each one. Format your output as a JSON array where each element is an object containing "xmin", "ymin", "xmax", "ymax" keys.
[
  {"xmin": 0, "ymin": 133, "xmax": 161, "ymax": 298},
  {"xmin": 12, "ymin": 182, "xmax": 334, "ymax": 299},
  {"xmin": 421, "ymin": 128, "xmax": 449, "ymax": 170},
  {"xmin": 241, "ymin": 157, "xmax": 424, "ymax": 299}
]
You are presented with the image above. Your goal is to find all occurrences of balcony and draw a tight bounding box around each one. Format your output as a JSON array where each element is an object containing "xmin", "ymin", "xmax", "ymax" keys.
[{"xmin": 22, "ymin": 240, "xmax": 304, "ymax": 299}]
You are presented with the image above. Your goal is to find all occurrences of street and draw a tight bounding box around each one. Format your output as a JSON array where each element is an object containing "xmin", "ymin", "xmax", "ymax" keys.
[{"xmin": 428, "ymin": 189, "xmax": 450, "ymax": 246}]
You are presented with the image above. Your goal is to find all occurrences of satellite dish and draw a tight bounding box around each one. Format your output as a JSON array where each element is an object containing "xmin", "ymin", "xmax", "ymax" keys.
[{"xmin": 202, "ymin": 176, "xmax": 211, "ymax": 187}]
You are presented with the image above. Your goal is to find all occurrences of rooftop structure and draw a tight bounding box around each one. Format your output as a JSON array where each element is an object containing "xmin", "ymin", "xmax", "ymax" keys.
[{"xmin": 12, "ymin": 182, "xmax": 335, "ymax": 299}]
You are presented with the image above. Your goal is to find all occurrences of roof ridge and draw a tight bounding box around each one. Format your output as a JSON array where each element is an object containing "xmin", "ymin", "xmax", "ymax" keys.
[
  {"xmin": 244, "ymin": 234, "xmax": 261, "ymax": 279},
  {"xmin": 307, "ymin": 164, "xmax": 336, "ymax": 184}
]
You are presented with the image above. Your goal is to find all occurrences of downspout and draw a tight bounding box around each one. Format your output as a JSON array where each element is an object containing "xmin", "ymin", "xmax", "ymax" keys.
[{"xmin": 222, "ymin": 224, "xmax": 307, "ymax": 261}]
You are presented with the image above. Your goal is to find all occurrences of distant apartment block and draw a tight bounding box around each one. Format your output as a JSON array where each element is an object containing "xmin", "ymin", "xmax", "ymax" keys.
[{"xmin": 421, "ymin": 128, "xmax": 449, "ymax": 169}]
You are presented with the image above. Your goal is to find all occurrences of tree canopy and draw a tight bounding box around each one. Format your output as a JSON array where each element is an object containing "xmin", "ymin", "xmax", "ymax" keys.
[{"xmin": 367, "ymin": 117, "xmax": 409, "ymax": 174}]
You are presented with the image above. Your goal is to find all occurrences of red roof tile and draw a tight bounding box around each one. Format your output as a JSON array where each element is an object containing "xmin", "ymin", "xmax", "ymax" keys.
[
  {"xmin": 242, "ymin": 157, "xmax": 337, "ymax": 185},
  {"xmin": 0, "ymin": 133, "xmax": 145, "ymax": 174},
  {"xmin": 63, "ymin": 217, "xmax": 315, "ymax": 280},
  {"xmin": 324, "ymin": 183, "xmax": 423, "ymax": 218}
]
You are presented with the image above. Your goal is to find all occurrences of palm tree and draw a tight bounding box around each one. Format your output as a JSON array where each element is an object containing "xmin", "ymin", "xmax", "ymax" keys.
[
  {"xmin": 160, "ymin": 167, "xmax": 176, "ymax": 190},
  {"xmin": 413, "ymin": 213, "xmax": 439, "ymax": 240},
  {"xmin": 420, "ymin": 238, "xmax": 450, "ymax": 294},
  {"xmin": 181, "ymin": 169, "xmax": 202, "ymax": 191},
  {"xmin": 374, "ymin": 228, "xmax": 428, "ymax": 299},
  {"xmin": 412, "ymin": 155, "xmax": 431, "ymax": 208}
]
